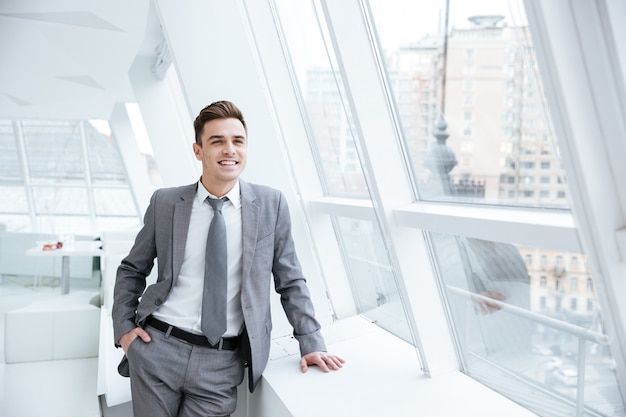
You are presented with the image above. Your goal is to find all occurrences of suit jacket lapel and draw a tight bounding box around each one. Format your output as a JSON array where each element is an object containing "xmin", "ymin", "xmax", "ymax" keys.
[
  {"xmin": 172, "ymin": 183, "xmax": 196, "ymax": 284},
  {"xmin": 240, "ymin": 180, "xmax": 259, "ymax": 281}
]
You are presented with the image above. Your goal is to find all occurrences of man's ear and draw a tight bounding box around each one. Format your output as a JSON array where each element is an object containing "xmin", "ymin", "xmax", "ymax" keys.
[{"xmin": 192, "ymin": 143, "xmax": 202, "ymax": 161}]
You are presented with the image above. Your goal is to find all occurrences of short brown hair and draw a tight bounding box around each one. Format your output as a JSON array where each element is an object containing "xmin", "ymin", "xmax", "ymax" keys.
[{"xmin": 193, "ymin": 100, "xmax": 247, "ymax": 145}]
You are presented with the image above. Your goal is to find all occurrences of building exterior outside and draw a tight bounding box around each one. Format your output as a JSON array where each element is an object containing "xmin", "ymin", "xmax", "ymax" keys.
[{"xmin": 306, "ymin": 13, "xmax": 620, "ymax": 413}]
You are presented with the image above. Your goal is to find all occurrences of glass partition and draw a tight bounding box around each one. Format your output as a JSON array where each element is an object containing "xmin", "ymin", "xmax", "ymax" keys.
[
  {"xmin": 0, "ymin": 186, "xmax": 28, "ymax": 213},
  {"xmin": 272, "ymin": 0, "xmax": 420, "ymax": 344},
  {"xmin": 23, "ymin": 121, "xmax": 86, "ymax": 184},
  {"xmin": 429, "ymin": 231, "xmax": 623, "ymax": 416},
  {"xmin": 93, "ymin": 188, "xmax": 137, "ymax": 216},
  {"xmin": 85, "ymin": 120, "xmax": 127, "ymax": 184},
  {"xmin": 0, "ymin": 119, "xmax": 141, "ymax": 234},
  {"xmin": 335, "ymin": 216, "xmax": 412, "ymax": 343},
  {"xmin": 273, "ymin": 0, "xmax": 369, "ymax": 198},
  {"xmin": 0, "ymin": 121, "xmax": 20, "ymax": 182},
  {"xmin": 369, "ymin": 0, "xmax": 568, "ymax": 208},
  {"xmin": 32, "ymin": 187, "xmax": 89, "ymax": 215}
]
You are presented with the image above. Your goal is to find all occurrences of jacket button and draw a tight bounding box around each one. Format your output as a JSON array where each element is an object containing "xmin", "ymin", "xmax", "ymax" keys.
[{"xmin": 155, "ymin": 298, "xmax": 163, "ymax": 306}]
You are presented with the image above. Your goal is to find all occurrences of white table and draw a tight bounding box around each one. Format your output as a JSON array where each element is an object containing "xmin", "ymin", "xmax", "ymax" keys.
[{"xmin": 25, "ymin": 241, "xmax": 103, "ymax": 294}]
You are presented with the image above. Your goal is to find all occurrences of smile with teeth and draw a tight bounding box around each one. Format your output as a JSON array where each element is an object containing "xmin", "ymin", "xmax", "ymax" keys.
[{"xmin": 219, "ymin": 160, "xmax": 237, "ymax": 165}]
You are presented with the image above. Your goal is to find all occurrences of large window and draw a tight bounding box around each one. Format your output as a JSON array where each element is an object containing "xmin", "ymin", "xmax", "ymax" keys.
[
  {"xmin": 258, "ymin": 0, "xmax": 626, "ymax": 414},
  {"xmin": 370, "ymin": 0, "xmax": 567, "ymax": 208},
  {"xmin": 248, "ymin": 0, "xmax": 625, "ymax": 413},
  {"xmin": 335, "ymin": 217, "xmax": 412, "ymax": 343},
  {"xmin": 430, "ymin": 232, "xmax": 621, "ymax": 415},
  {"xmin": 273, "ymin": 0, "xmax": 368, "ymax": 198},
  {"xmin": 0, "ymin": 119, "xmax": 140, "ymax": 235},
  {"xmin": 366, "ymin": 0, "xmax": 623, "ymax": 414},
  {"xmin": 271, "ymin": 0, "xmax": 418, "ymax": 346}
]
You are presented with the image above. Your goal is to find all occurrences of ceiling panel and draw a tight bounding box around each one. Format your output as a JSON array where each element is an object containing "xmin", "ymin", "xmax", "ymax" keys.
[{"xmin": 0, "ymin": 0, "xmax": 156, "ymax": 120}]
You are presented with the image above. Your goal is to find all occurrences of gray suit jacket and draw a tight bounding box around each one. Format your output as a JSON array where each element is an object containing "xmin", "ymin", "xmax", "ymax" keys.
[{"xmin": 112, "ymin": 180, "xmax": 326, "ymax": 391}]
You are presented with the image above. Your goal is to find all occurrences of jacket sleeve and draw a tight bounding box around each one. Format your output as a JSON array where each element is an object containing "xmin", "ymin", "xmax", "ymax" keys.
[
  {"xmin": 271, "ymin": 192, "xmax": 327, "ymax": 355},
  {"xmin": 111, "ymin": 190, "xmax": 158, "ymax": 346}
]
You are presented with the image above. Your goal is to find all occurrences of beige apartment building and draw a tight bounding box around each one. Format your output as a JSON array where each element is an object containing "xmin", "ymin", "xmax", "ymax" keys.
[
  {"xmin": 389, "ymin": 16, "xmax": 594, "ymax": 327},
  {"xmin": 394, "ymin": 16, "xmax": 568, "ymax": 207},
  {"xmin": 305, "ymin": 16, "xmax": 598, "ymax": 329}
]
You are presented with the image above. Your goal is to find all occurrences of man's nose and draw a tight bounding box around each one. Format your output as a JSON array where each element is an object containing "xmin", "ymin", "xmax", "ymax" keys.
[{"xmin": 223, "ymin": 142, "xmax": 235, "ymax": 154}]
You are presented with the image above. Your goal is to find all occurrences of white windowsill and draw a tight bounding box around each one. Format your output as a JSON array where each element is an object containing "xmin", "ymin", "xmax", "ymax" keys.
[{"xmin": 259, "ymin": 316, "xmax": 537, "ymax": 417}]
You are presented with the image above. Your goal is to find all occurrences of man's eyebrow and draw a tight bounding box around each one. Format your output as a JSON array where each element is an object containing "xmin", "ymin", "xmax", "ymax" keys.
[{"xmin": 207, "ymin": 134, "xmax": 246, "ymax": 140}]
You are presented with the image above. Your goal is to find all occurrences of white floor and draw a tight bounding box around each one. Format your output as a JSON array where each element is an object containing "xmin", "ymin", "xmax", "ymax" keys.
[{"xmin": 0, "ymin": 277, "xmax": 101, "ymax": 417}]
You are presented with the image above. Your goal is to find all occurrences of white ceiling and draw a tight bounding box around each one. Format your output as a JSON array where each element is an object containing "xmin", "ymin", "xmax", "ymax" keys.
[{"xmin": 0, "ymin": 0, "xmax": 163, "ymax": 121}]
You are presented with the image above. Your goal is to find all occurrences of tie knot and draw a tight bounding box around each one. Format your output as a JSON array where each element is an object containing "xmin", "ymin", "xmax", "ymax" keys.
[{"xmin": 206, "ymin": 196, "xmax": 227, "ymax": 212}]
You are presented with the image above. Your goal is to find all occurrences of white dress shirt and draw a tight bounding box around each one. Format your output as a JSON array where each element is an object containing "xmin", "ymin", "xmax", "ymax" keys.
[{"xmin": 152, "ymin": 181, "xmax": 244, "ymax": 337}]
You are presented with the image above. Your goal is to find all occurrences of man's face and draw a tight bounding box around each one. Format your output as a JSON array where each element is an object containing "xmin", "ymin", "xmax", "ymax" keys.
[{"xmin": 193, "ymin": 118, "xmax": 247, "ymax": 192}]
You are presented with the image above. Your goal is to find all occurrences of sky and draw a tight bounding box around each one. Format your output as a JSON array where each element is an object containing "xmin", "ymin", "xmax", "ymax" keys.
[
  {"xmin": 277, "ymin": 0, "xmax": 528, "ymax": 84},
  {"xmin": 369, "ymin": 0, "xmax": 527, "ymax": 50}
]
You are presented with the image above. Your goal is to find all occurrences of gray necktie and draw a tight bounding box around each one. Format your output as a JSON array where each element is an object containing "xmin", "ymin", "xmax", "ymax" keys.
[{"xmin": 201, "ymin": 197, "xmax": 228, "ymax": 345}]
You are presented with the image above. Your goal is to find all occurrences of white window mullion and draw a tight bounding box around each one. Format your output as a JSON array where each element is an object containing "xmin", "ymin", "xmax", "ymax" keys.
[
  {"xmin": 524, "ymin": 0, "xmax": 626, "ymax": 392},
  {"xmin": 13, "ymin": 121, "xmax": 37, "ymax": 230},
  {"xmin": 240, "ymin": 0, "xmax": 356, "ymax": 322},
  {"xmin": 321, "ymin": 0, "xmax": 460, "ymax": 376},
  {"xmin": 395, "ymin": 202, "xmax": 580, "ymax": 252}
]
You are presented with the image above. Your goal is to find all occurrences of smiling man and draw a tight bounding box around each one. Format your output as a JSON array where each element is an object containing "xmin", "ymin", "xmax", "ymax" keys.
[{"xmin": 112, "ymin": 100, "xmax": 343, "ymax": 417}]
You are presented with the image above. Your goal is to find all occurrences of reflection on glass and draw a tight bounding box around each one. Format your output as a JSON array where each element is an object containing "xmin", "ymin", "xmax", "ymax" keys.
[
  {"xmin": 273, "ymin": 0, "xmax": 368, "ymax": 197},
  {"xmin": 433, "ymin": 234, "xmax": 532, "ymax": 357},
  {"xmin": 369, "ymin": 0, "xmax": 568, "ymax": 208},
  {"xmin": 430, "ymin": 232, "xmax": 624, "ymax": 416},
  {"xmin": 335, "ymin": 216, "xmax": 412, "ymax": 343}
]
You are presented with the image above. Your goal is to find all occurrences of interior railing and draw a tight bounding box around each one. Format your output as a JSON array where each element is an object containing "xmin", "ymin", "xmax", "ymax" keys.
[{"xmin": 447, "ymin": 285, "xmax": 610, "ymax": 417}]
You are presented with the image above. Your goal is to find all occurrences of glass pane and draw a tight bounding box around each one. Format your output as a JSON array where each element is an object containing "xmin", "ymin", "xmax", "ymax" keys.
[
  {"xmin": 0, "ymin": 121, "xmax": 21, "ymax": 182},
  {"xmin": 430, "ymin": 232, "xmax": 623, "ymax": 416},
  {"xmin": 1, "ymin": 118, "xmax": 141, "ymax": 235},
  {"xmin": 95, "ymin": 216, "xmax": 141, "ymax": 235},
  {"xmin": 93, "ymin": 188, "xmax": 137, "ymax": 216},
  {"xmin": 274, "ymin": 0, "xmax": 369, "ymax": 197},
  {"xmin": 335, "ymin": 216, "xmax": 413, "ymax": 343},
  {"xmin": 85, "ymin": 121, "xmax": 127, "ymax": 184},
  {"xmin": 369, "ymin": 0, "xmax": 568, "ymax": 209},
  {"xmin": 0, "ymin": 214, "xmax": 30, "ymax": 232},
  {"xmin": 32, "ymin": 187, "xmax": 89, "ymax": 215},
  {"xmin": 22, "ymin": 120, "xmax": 85, "ymax": 184},
  {"xmin": 35, "ymin": 215, "xmax": 92, "ymax": 235},
  {"xmin": 0, "ymin": 186, "xmax": 28, "ymax": 212}
]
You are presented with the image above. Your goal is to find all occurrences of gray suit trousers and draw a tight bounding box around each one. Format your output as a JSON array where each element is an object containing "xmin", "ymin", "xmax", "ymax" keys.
[{"xmin": 126, "ymin": 327, "xmax": 245, "ymax": 417}]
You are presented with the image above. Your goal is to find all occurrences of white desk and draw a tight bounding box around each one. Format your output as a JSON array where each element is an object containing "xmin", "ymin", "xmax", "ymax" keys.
[{"xmin": 25, "ymin": 241, "xmax": 103, "ymax": 294}]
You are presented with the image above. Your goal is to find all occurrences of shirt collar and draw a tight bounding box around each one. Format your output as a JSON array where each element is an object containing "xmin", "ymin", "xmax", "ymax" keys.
[{"xmin": 196, "ymin": 179, "xmax": 241, "ymax": 209}]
